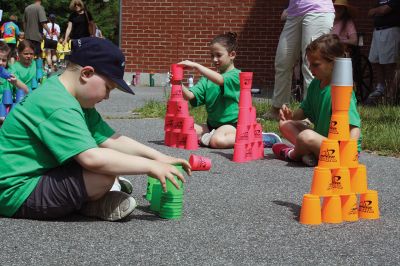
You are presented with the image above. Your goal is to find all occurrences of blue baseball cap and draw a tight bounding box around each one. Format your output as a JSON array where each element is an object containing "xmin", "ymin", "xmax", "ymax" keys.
[{"xmin": 68, "ymin": 37, "xmax": 134, "ymax": 95}]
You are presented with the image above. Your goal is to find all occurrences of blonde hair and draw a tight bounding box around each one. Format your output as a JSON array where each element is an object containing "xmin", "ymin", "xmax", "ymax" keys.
[{"xmin": 69, "ymin": 0, "xmax": 85, "ymax": 11}]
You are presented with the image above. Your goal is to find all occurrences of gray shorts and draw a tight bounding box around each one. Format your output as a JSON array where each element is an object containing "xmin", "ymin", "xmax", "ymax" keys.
[
  {"xmin": 13, "ymin": 161, "xmax": 88, "ymax": 220},
  {"xmin": 368, "ymin": 27, "xmax": 400, "ymax": 64}
]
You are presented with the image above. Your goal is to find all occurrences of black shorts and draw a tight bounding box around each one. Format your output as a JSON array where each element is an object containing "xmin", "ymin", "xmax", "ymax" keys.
[
  {"xmin": 27, "ymin": 39, "xmax": 42, "ymax": 57},
  {"xmin": 13, "ymin": 161, "xmax": 88, "ymax": 220},
  {"xmin": 207, "ymin": 122, "xmax": 237, "ymax": 132},
  {"xmin": 7, "ymin": 43, "xmax": 17, "ymax": 58}
]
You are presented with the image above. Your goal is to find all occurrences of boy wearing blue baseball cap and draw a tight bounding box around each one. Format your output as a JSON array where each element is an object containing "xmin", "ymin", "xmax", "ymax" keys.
[{"xmin": 0, "ymin": 37, "xmax": 191, "ymax": 221}]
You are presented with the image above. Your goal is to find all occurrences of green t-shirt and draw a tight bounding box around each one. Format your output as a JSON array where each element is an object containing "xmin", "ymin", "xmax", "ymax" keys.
[
  {"xmin": 189, "ymin": 68, "xmax": 240, "ymax": 128},
  {"xmin": 8, "ymin": 61, "xmax": 36, "ymax": 91},
  {"xmin": 0, "ymin": 75, "xmax": 115, "ymax": 217},
  {"xmin": 300, "ymin": 79, "xmax": 362, "ymax": 150}
]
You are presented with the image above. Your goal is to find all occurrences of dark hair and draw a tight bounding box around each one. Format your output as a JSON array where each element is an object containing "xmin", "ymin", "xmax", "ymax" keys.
[
  {"xmin": 210, "ymin": 32, "xmax": 238, "ymax": 52},
  {"xmin": 17, "ymin": 40, "xmax": 35, "ymax": 53},
  {"xmin": 0, "ymin": 41, "xmax": 11, "ymax": 54},
  {"xmin": 305, "ymin": 34, "xmax": 345, "ymax": 62}
]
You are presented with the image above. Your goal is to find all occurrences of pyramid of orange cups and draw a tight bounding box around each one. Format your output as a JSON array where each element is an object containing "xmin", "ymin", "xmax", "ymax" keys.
[
  {"xmin": 232, "ymin": 72, "xmax": 264, "ymax": 163},
  {"xmin": 164, "ymin": 64, "xmax": 198, "ymax": 150},
  {"xmin": 300, "ymin": 58, "xmax": 380, "ymax": 225}
]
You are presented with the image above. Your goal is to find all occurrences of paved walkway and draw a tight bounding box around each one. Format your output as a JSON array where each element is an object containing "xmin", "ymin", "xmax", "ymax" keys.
[{"xmin": 1, "ymin": 87, "xmax": 399, "ymax": 265}]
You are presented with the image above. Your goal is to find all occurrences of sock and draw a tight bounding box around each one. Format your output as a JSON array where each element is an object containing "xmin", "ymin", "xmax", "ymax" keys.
[
  {"xmin": 110, "ymin": 178, "xmax": 121, "ymax": 191},
  {"xmin": 287, "ymin": 149, "xmax": 296, "ymax": 160}
]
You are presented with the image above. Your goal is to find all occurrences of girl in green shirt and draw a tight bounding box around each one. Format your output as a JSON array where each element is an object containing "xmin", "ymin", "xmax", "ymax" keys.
[{"xmin": 177, "ymin": 32, "xmax": 240, "ymax": 149}]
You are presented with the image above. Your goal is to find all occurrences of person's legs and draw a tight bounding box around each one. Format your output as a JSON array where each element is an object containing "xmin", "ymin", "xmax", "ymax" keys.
[
  {"xmin": 209, "ymin": 124, "xmax": 236, "ymax": 149},
  {"xmin": 45, "ymin": 49, "xmax": 53, "ymax": 71},
  {"xmin": 301, "ymin": 12, "xmax": 335, "ymax": 97},
  {"xmin": 271, "ymin": 16, "xmax": 303, "ymax": 110},
  {"xmin": 292, "ymin": 129, "xmax": 326, "ymax": 159}
]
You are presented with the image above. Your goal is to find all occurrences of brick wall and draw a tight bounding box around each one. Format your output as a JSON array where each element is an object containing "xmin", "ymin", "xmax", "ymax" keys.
[{"xmin": 121, "ymin": 0, "xmax": 377, "ymax": 93}]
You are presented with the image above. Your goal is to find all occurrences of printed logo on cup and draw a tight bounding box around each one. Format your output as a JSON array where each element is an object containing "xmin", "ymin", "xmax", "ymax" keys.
[
  {"xmin": 329, "ymin": 121, "xmax": 339, "ymax": 135},
  {"xmin": 347, "ymin": 203, "xmax": 358, "ymax": 216},
  {"xmin": 320, "ymin": 149, "xmax": 338, "ymax": 163},
  {"xmin": 359, "ymin": 200, "xmax": 374, "ymax": 214},
  {"xmin": 328, "ymin": 175, "xmax": 343, "ymax": 190}
]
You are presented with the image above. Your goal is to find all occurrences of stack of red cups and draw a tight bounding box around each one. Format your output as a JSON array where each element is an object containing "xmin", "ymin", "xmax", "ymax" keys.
[
  {"xmin": 164, "ymin": 64, "xmax": 198, "ymax": 150},
  {"xmin": 232, "ymin": 72, "xmax": 264, "ymax": 162}
]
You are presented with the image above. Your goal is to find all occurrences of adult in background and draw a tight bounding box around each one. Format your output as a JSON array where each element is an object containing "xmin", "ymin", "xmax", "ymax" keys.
[
  {"xmin": 23, "ymin": 0, "xmax": 51, "ymax": 58},
  {"xmin": 264, "ymin": 0, "xmax": 335, "ymax": 120},
  {"xmin": 331, "ymin": 0, "xmax": 358, "ymax": 47},
  {"xmin": 63, "ymin": 0, "xmax": 96, "ymax": 45},
  {"xmin": 365, "ymin": 0, "xmax": 400, "ymax": 103}
]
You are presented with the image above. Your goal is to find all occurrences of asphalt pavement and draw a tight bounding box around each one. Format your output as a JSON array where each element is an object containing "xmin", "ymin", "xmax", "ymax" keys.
[{"xmin": 1, "ymin": 86, "xmax": 399, "ymax": 265}]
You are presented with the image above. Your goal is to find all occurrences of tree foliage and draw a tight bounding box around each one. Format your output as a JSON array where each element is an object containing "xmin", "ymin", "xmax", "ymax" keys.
[{"xmin": 1, "ymin": 0, "xmax": 119, "ymax": 44}]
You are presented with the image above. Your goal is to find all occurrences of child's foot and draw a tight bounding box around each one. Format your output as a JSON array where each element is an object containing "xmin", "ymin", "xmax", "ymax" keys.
[
  {"xmin": 272, "ymin": 143, "xmax": 294, "ymax": 161},
  {"xmin": 301, "ymin": 153, "xmax": 318, "ymax": 167},
  {"xmin": 262, "ymin": 132, "xmax": 282, "ymax": 148},
  {"xmin": 200, "ymin": 129, "xmax": 216, "ymax": 147}
]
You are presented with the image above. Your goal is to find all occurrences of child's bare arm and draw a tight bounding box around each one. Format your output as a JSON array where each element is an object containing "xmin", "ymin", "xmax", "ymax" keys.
[
  {"xmin": 178, "ymin": 60, "xmax": 224, "ymax": 86},
  {"xmin": 279, "ymin": 104, "xmax": 305, "ymax": 121},
  {"xmin": 74, "ymin": 148, "xmax": 186, "ymax": 191},
  {"xmin": 8, "ymin": 75, "xmax": 29, "ymax": 94},
  {"xmin": 99, "ymin": 134, "xmax": 191, "ymax": 175},
  {"xmin": 181, "ymin": 84, "xmax": 195, "ymax": 101},
  {"xmin": 350, "ymin": 125, "xmax": 361, "ymax": 140}
]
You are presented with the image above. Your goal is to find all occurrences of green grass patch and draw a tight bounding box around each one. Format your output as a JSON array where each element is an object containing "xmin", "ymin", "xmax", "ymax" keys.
[{"xmin": 134, "ymin": 100, "xmax": 400, "ymax": 157}]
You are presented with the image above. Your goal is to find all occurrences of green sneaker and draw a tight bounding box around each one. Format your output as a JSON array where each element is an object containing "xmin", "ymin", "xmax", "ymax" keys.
[
  {"xmin": 118, "ymin": 176, "xmax": 133, "ymax": 194},
  {"xmin": 80, "ymin": 191, "xmax": 136, "ymax": 221}
]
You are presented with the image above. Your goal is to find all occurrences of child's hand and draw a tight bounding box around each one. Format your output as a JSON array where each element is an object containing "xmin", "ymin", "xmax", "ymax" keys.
[
  {"xmin": 178, "ymin": 60, "xmax": 197, "ymax": 69},
  {"xmin": 279, "ymin": 104, "xmax": 293, "ymax": 121},
  {"xmin": 156, "ymin": 154, "xmax": 192, "ymax": 176},
  {"xmin": 7, "ymin": 74, "xmax": 17, "ymax": 86},
  {"xmin": 149, "ymin": 161, "xmax": 187, "ymax": 192}
]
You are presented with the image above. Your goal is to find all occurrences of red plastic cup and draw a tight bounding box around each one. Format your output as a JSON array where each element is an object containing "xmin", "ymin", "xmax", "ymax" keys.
[
  {"xmin": 169, "ymin": 132, "xmax": 178, "ymax": 148},
  {"xmin": 239, "ymin": 90, "xmax": 252, "ymax": 108},
  {"xmin": 164, "ymin": 114, "xmax": 174, "ymax": 130},
  {"xmin": 189, "ymin": 154, "xmax": 211, "ymax": 171},
  {"xmin": 239, "ymin": 72, "xmax": 253, "ymax": 90},
  {"xmin": 185, "ymin": 131, "xmax": 199, "ymax": 150},
  {"xmin": 170, "ymin": 84, "xmax": 183, "ymax": 99},
  {"xmin": 166, "ymin": 100, "xmax": 177, "ymax": 115},
  {"xmin": 245, "ymin": 143, "xmax": 253, "ymax": 161},
  {"xmin": 164, "ymin": 130, "xmax": 172, "ymax": 146},
  {"xmin": 232, "ymin": 143, "xmax": 247, "ymax": 163},
  {"xmin": 171, "ymin": 64, "xmax": 184, "ymax": 81},
  {"xmin": 238, "ymin": 107, "xmax": 251, "ymax": 126},
  {"xmin": 254, "ymin": 123, "xmax": 262, "ymax": 141},
  {"xmin": 250, "ymin": 106, "xmax": 256, "ymax": 124},
  {"xmin": 181, "ymin": 116, "xmax": 194, "ymax": 133},
  {"xmin": 177, "ymin": 133, "xmax": 187, "ymax": 149},
  {"xmin": 235, "ymin": 124, "xmax": 249, "ymax": 143},
  {"xmin": 172, "ymin": 117, "xmax": 183, "ymax": 133},
  {"xmin": 175, "ymin": 100, "xmax": 189, "ymax": 116}
]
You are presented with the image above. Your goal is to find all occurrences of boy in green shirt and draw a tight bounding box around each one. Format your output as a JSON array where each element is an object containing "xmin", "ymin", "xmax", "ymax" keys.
[{"xmin": 0, "ymin": 37, "xmax": 191, "ymax": 221}]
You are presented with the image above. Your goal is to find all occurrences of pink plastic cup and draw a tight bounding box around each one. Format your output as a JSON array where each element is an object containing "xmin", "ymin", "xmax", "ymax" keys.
[
  {"xmin": 164, "ymin": 114, "xmax": 174, "ymax": 131},
  {"xmin": 239, "ymin": 90, "xmax": 252, "ymax": 108},
  {"xmin": 235, "ymin": 124, "xmax": 249, "ymax": 143},
  {"xmin": 177, "ymin": 133, "xmax": 187, "ymax": 149},
  {"xmin": 239, "ymin": 72, "xmax": 253, "ymax": 90},
  {"xmin": 181, "ymin": 116, "xmax": 194, "ymax": 133},
  {"xmin": 175, "ymin": 100, "xmax": 189, "ymax": 116},
  {"xmin": 171, "ymin": 64, "xmax": 184, "ymax": 81},
  {"xmin": 238, "ymin": 107, "xmax": 251, "ymax": 126},
  {"xmin": 232, "ymin": 143, "xmax": 247, "ymax": 163},
  {"xmin": 166, "ymin": 100, "xmax": 177, "ymax": 115},
  {"xmin": 170, "ymin": 84, "xmax": 183, "ymax": 99},
  {"xmin": 185, "ymin": 131, "xmax": 199, "ymax": 150},
  {"xmin": 189, "ymin": 154, "xmax": 211, "ymax": 171}
]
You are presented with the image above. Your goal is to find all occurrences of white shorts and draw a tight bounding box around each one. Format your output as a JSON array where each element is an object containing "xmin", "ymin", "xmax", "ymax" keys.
[{"xmin": 368, "ymin": 27, "xmax": 400, "ymax": 64}]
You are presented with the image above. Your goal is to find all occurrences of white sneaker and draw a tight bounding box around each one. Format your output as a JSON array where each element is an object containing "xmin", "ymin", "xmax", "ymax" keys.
[
  {"xmin": 118, "ymin": 176, "xmax": 133, "ymax": 194},
  {"xmin": 200, "ymin": 129, "xmax": 215, "ymax": 146},
  {"xmin": 302, "ymin": 153, "xmax": 318, "ymax": 167},
  {"xmin": 80, "ymin": 191, "xmax": 136, "ymax": 221}
]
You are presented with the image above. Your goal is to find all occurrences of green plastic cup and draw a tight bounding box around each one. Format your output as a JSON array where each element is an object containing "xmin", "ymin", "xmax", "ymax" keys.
[
  {"xmin": 149, "ymin": 181, "xmax": 162, "ymax": 212},
  {"xmin": 145, "ymin": 176, "xmax": 158, "ymax": 201},
  {"xmin": 160, "ymin": 175, "xmax": 184, "ymax": 219}
]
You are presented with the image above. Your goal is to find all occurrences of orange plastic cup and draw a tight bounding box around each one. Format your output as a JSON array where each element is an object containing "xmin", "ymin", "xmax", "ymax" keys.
[
  {"xmin": 359, "ymin": 190, "xmax": 380, "ymax": 219},
  {"xmin": 341, "ymin": 193, "xmax": 359, "ymax": 222},
  {"xmin": 310, "ymin": 167, "xmax": 334, "ymax": 196},
  {"xmin": 328, "ymin": 111, "xmax": 350, "ymax": 141},
  {"xmin": 349, "ymin": 164, "xmax": 368, "ymax": 194},
  {"xmin": 331, "ymin": 85, "xmax": 353, "ymax": 112},
  {"xmin": 189, "ymin": 154, "xmax": 211, "ymax": 171},
  {"xmin": 331, "ymin": 167, "xmax": 351, "ymax": 195},
  {"xmin": 318, "ymin": 139, "xmax": 340, "ymax": 169},
  {"xmin": 322, "ymin": 195, "xmax": 343, "ymax": 224},
  {"xmin": 339, "ymin": 139, "xmax": 359, "ymax": 168},
  {"xmin": 239, "ymin": 72, "xmax": 253, "ymax": 90},
  {"xmin": 299, "ymin": 194, "xmax": 322, "ymax": 225}
]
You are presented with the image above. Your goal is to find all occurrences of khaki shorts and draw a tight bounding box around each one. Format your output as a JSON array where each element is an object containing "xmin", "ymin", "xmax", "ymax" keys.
[{"xmin": 369, "ymin": 27, "xmax": 400, "ymax": 64}]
